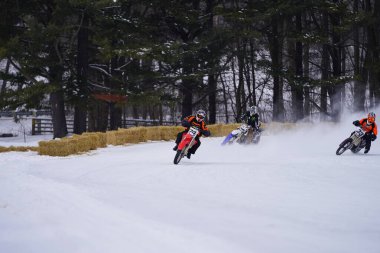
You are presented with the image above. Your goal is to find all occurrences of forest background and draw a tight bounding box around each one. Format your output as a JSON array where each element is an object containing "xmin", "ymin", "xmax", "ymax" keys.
[{"xmin": 0, "ymin": 0, "xmax": 379, "ymax": 138}]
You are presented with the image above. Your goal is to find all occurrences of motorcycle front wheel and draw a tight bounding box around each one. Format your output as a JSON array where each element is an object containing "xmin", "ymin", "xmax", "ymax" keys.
[
  {"xmin": 174, "ymin": 150, "xmax": 184, "ymax": 164},
  {"xmin": 336, "ymin": 138, "xmax": 353, "ymax": 155}
]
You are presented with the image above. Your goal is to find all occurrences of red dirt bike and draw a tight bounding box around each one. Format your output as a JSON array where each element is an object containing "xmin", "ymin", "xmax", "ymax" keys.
[{"xmin": 173, "ymin": 126, "xmax": 199, "ymax": 164}]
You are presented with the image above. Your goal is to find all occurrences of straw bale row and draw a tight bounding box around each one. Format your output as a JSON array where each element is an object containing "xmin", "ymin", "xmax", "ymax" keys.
[
  {"xmin": 0, "ymin": 146, "xmax": 38, "ymax": 153},
  {"xmin": 0, "ymin": 123, "xmax": 280, "ymax": 156},
  {"xmin": 36, "ymin": 124, "xmax": 243, "ymax": 156}
]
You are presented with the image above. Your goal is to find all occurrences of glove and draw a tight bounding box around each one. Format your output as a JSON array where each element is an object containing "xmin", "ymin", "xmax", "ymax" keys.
[
  {"xmin": 371, "ymin": 134, "xmax": 377, "ymax": 141},
  {"xmin": 353, "ymin": 120, "xmax": 360, "ymax": 126},
  {"xmin": 201, "ymin": 130, "xmax": 211, "ymax": 137},
  {"xmin": 182, "ymin": 120, "xmax": 190, "ymax": 127}
]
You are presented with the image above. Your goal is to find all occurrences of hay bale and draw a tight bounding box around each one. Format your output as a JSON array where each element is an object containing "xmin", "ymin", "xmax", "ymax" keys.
[
  {"xmin": 0, "ymin": 146, "xmax": 9, "ymax": 153},
  {"xmin": 121, "ymin": 127, "xmax": 148, "ymax": 144},
  {"xmin": 38, "ymin": 135, "xmax": 95, "ymax": 156},
  {"xmin": 82, "ymin": 132, "xmax": 107, "ymax": 148},
  {"xmin": 207, "ymin": 123, "xmax": 240, "ymax": 137},
  {"xmin": 146, "ymin": 126, "xmax": 162, "ymax": 141},
  {"xmin": 35, "ymin": 123, "xmax": 299, "ymax": 156},
  {"xmin": 106, "ymin": 130, "xmax": 118, "ymax": 146},
  {"xmin": 145, "ymin": 126, "xmax": 183, "ymax": 141},
  {"xmin": 38, "ymin": 139, "xmax": 66, "ymax": 156},
  {"xmin": 0, "ymin": 145, "xmax": 38, "ymax": 153}
]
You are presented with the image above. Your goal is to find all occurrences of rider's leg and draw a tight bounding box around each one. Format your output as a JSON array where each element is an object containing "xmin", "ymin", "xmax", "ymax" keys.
[
  {"xmin": 173, "ymin": 131, "xmax": 186, "ymax": 150},
  {"xmin": 364, "ymin": 134, "xmax": 372, "ymax": 153},
  {"xmin": 188, "ymin": 137, "xmax": 201, "ymax": 154}
]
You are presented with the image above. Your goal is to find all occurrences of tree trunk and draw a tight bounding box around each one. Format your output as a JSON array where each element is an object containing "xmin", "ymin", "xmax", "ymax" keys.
[
  {"xmin": 49, "ymin": 64, "xmax": 67, "ymax": 139},
  {"xmin": 181, "ymin": 79, "xmax": 193, "ymax": 117},
  {"xmin": 110, "ymin": 103, "xmax": 122, "ymax": 130},
  {"xmin": 220, "ymin": 74, "xmax": 229, "ymax": 123},
  {"xmin": 73, "ymin": 13, "xmax": 89, "ymax": 134},
  {"xmin": 367, "ymin": 0, "xmax": 380, "ymax": 107},
  {"xmin": 0, "ymin": 59, "xmax": 10, "ymax": 105},
  {"xmin": 303, "ymin": 41, "xmax": 310, "ymax": 119},
  {"xmin": 181, "ymin": 53, "xmax": 194, "ymax": 117},
  {"xmin": 237, "ymin": 42, "xmax": 245, "ymax": 118},
  {"xmin": 231, "ymin": 57, "xmax": 241, "ymax": 122},
  {"xmin": 294, "ymin": 12, "xmax": 304, "ymax": 121},
  {"xmin": 109, "ymin": 56, "xmax": 123, "ymax": 130},
  {"xmin": 269, "ymin": 14, "xmax": 284, "ymax": 122},
  {"xmin": 288, "ymin": 13, "xmax": 304, "ymax": 122},
  {"xmin": 353, "ymin": 0, "xmax": 366, "ymax": 112},
  {"xmin": 249, "ymin": 40, "xmax": 257, "ymax": 106},
  {"xmin": 321, "ymin": 11, "xmax": 330, "ymax": 121},
  {"xmin": 88, "ymin": 100, "xmax": 108, "ymax": 132},
  {"xmin": 208, "ymin": 73, "xmax": 217, "ymax": 124},
  {"xmin": 206, "ymin": 0, "xmax": 217, "ymax": 124},
  {"xmin": 329, "ymin": 4, "xmax": 343, "ymax": 121}
]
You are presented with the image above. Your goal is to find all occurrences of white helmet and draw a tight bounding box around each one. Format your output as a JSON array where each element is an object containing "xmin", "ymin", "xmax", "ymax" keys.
[
  {"xmin": 249, "ymin": 105, "xmax": 257, "ymax": 114},
  {"xmin": 196, "ymin": 109, "xmax": 206, "ymax": 121},
  {"xmin": 367, "ymin": 112, "xmax": 376, "ymax": 125}
]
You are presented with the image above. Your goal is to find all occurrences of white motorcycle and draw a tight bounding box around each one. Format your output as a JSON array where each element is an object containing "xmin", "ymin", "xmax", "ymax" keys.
[
  {"xmin": 221, "ymin": 123, "xmax": 261, "ymax": 145},
  {"xmin": 336, "ymin": 128, "xmax": 366, "ymax": 155}
]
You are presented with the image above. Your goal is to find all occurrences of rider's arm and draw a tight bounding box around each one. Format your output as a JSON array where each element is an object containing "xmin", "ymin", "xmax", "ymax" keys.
[
  {"xmin": 181, "ymin": 117, "xmax": 192, "ymax": 128},
  {"xmin": 353, "ymin": 120, "xmax": 360, "ymax": 126},
  {"xmin": 373, "ymin": 124, "xmax": 378, "ymax": 136},
  {"xmin": 202, "ymin": 129, "xmax": 211, "ymax": 137},
  {"xmin": 200, "ymin": 122, "xmax": 211, "ymax": 137},
  {"xmin": 182, "ymin": 120, "xmax": 190, "ymax": 127}
]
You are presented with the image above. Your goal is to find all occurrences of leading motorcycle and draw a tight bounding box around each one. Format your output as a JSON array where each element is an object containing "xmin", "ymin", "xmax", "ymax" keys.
[{"xmin": 173, "ymin": 126, "xmax": 199, "ymax": 164}]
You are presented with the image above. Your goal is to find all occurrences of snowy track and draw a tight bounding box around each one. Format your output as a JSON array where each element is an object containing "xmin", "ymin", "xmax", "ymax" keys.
[{"xmin": 1, "ymin": 123, "xmax": 380, "ymax": 253}]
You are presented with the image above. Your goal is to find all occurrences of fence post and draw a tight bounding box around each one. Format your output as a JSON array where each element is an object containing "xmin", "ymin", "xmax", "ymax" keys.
[{"xmin": 32, "ymin": 118, "xmax": 36, "ymax": 135}]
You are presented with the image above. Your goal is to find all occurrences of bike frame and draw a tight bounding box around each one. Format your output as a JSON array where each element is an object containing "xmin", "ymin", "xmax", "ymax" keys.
[{"xmin": 178, "ymin": 126, "xmax": 199, "ymax": 151}]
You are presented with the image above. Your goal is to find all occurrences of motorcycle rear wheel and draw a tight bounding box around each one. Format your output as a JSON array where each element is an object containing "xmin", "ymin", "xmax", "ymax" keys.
[{"xmin": 336, "ymin": 138, "xmax": 352, "ymax": 155}]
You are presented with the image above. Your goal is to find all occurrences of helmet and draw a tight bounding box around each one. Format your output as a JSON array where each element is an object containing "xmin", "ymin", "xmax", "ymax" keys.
[
  {"xmin": 196, "ymin": 109, "xmax": 206, "ymax": 122},
  {"xmin": 367, "ymin": 112, "xmax": 376, "ymax": 124},
  {"xmin": 249, "ymin": 105, "xmax": 257, "ymax": 114}
]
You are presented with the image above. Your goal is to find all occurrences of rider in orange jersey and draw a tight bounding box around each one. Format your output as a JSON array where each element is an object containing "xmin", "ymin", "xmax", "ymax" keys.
[
  {"xmin": 173, "ymin": 109, "xmax": 210, "ymax": 159},
  {"xmin": 353, "ymin": 112, "xmax": 377, "ymax": 153}
]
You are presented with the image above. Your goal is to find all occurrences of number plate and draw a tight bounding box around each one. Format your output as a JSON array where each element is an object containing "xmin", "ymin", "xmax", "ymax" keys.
[{"xmin": 188, "ymin": 127, "xmax": 199, "ymax": 137}]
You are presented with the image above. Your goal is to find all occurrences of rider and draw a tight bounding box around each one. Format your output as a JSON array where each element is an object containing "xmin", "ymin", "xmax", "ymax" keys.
[
  {"xmin": 353, "ymin": 112, "xmax": 377, "ymax": 154},
  {"xmin": 173, "ymin": 109, "xmax": 211, "ymax": 159},
  {"xmin": 241, "ymin": 105, "xmax": 261, "ymax": 131}
]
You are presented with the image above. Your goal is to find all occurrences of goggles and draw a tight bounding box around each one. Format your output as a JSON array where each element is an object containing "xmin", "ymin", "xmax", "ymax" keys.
[{"xmin": 196, "ymin": 114, "xmax": 204, "ymax": 120}]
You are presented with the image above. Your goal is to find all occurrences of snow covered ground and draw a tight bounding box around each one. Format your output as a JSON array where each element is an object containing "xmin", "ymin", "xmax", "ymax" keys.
[{"xmin": 1, "ymin": 116, "xmax": 380, "ymax": 253}]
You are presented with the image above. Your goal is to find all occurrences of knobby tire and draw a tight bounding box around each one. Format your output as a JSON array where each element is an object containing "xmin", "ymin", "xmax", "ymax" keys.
[
  {"xmin": 336, "ymin": 138, "xmax": 352, "ymax": 155},
  {"xmin": 174, "ymin": 150, "xmax": 184, "ymax": 164}
]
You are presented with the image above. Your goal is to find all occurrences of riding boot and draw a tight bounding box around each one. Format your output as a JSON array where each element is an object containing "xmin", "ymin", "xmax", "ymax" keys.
[
  {"xmin": 173, "ymin": 131, "xmax": 185, "ymax": 151},
  {"xmin": 364, "ymin": 138, "xmax": 371, "ymax": 154},
  {"xmin": 175, "ymin": 132, "xmax": 183, "ymax": 144},
  {"xmin": 188, "ymin": 138, "xmax": 201, "ymax": 154}
]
